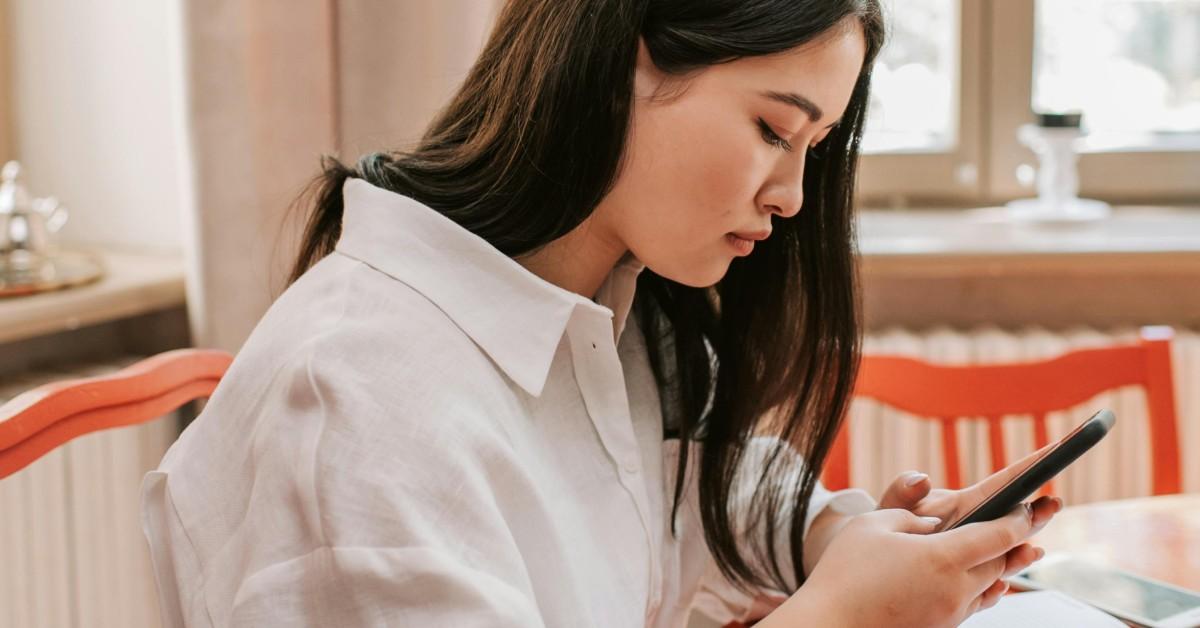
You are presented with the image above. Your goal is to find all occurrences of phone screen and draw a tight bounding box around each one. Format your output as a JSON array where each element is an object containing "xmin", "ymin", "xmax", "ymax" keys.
[
  {"xmin": 1019, "ymin": 558, "xmax": 1200, "ymax": 622},
  {"xmin": 946, "ymin": 420, "xmax": 1084, "ymax": 525},
  {"xmin": 940, "ymin": 410, "xmax": 1114, "ymax": 531}
]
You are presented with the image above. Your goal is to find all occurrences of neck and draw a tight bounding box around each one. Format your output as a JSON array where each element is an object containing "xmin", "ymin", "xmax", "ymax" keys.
[{"xmin": 515, "ymin": 217, "xmax": 627, "ymax": 300}]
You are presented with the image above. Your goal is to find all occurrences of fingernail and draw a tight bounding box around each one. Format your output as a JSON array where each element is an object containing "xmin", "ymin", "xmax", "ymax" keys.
[
  {"xmin": 905, "ymin": 472, "xmax": 929, "ymax": 487},
  {"xmin": 1034, "ymin": 547, "xmax": 1045, "ymax": 560},
  {"xmin": 921, "ymin": 516, "xmax": 942, "ymax": 526},
  {"xmin": 1024, "ymin": 502, "xmax": 1034, "ymax": 521}
]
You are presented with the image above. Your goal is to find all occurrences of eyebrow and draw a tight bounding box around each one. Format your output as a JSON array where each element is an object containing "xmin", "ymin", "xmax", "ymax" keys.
[{"xmin": 760, "ymin": 90, "xmax": 841, "ymax": 129}]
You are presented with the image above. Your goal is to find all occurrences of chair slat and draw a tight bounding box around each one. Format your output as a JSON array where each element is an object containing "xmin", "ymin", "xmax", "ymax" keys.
[
  {"xmin": 941, "ymin": 417, "xmax": 962, "ymax": 489},
  {"xmin": 824, "ymin": 419, "xmax": 852, "ymax": 491},
  {"xmin": 1033, "ymin": 412, "xmax": 1055, "ymax": 498},
  {"xmin": 1142, "ymin": 330, "xmax": 1182, "ymax": 495},
  {"xmin": 987, "ymin": 415, "xmax": 1007, "ymax": 474}
]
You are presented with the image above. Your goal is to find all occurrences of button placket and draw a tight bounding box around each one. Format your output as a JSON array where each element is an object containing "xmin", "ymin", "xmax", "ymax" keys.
[
  {"xmin": 577, "ymin": 334, "xmax": 646, "ymax": 487},
  {"xmin": 567, "ymin": 315, "xmax": 660, "ymax": 612}
]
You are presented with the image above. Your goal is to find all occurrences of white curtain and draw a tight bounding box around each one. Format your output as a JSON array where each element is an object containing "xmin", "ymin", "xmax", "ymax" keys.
[{"xmin": 176, "ymin": 0, "xmax": 501, "ymax": 352}]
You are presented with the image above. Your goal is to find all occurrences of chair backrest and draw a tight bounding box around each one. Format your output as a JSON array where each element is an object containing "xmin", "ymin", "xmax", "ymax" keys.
[
  {"xmin": 822, "ymin": 326, "xmax": 1181, "ymax": 495},
  {"xmin": 0, "ymin": 348, "xmax": 233, "ymax": 479}
]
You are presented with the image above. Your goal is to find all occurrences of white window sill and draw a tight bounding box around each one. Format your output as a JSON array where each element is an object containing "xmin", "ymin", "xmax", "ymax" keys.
[
  {"xmin": 856, "ymin": 205, "xmax": 1200, "ymax": 330},
  {"xmin": 858, "ymin": 205, "xmax": 1200, "ymax": 258}
]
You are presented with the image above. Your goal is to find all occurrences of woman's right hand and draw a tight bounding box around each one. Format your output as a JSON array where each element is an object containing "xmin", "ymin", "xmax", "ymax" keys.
[{"xmin": 763, "ymin": 503, "xmax": 1040, "ymax": 627}]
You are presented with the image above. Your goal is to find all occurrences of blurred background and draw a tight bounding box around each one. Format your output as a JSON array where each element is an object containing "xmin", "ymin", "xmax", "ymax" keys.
[{"xmin": 0, "ymin": 1, "xmax": 1197, "ymax": 627}]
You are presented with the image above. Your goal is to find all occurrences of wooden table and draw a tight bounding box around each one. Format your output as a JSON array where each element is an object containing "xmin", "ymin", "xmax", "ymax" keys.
[
  {"xmin": 0, "ymin": 247, "xmax": 185, "ymax": 345},
  {"xmin": 1031, "ymin": 494, "xmax": 1200, "ymax": 591}
]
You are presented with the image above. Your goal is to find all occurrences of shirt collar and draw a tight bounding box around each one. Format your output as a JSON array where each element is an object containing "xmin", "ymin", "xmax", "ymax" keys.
[{"xmin": 334, "ymin": 178, "xmax": 645, "ymax": 398}]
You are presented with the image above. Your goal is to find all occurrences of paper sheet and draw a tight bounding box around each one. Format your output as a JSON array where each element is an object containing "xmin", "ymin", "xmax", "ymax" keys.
[{"xmin": 959, "ymin": 590, "xmax": 1126, "ymax": 627}]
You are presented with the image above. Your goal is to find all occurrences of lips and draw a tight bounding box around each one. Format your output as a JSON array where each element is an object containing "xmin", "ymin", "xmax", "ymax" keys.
[{"xmin": 731, "ymin": 230, "xmax": 771, "ymax": 241}]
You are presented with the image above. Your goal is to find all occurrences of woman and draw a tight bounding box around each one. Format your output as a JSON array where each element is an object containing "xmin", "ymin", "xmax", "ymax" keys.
[{"xmin": 142, "ymin": 0, "xmax": 1061, "ymax": 626}]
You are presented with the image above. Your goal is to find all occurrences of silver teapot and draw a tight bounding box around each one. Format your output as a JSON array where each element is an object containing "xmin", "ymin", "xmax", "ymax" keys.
[{"xmin": 0, "ymin": 161, "xmax": 69, "ymax": 268}]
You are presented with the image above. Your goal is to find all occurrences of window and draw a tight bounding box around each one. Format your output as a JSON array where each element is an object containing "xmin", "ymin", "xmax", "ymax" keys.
[
  {"xmin": 859, "ymin": 0, "xmax": 1200, "ymax": 206},
  {"xmin": 858, "ymin": 0, "xmax": 984, "ymax": 205},
  {"xmin": 864, "ymin": 0, "xmax": 958, "ymax": 153},
  {"xmin": 1034, "ymin": 0, "xmax": 1200, "ymax": 138}
]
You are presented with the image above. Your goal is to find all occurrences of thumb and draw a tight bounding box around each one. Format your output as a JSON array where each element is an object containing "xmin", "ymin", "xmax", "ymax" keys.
[
  {"xmin": 872, "ymin": 508, "xmax": 943, "ymax": 534},
  {"xmin": 887, "ymin": 509, "xmax": 944, "ymax": 535},
  {"xmin": 877, "ymin": 470, "xmax": 931, "ymax": 510}
]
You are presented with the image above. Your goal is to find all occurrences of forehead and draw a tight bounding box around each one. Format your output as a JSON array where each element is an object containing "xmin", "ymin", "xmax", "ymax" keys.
[{"xmin": 691, "ymin": 24, "xmax": 867, "ymax": 124}]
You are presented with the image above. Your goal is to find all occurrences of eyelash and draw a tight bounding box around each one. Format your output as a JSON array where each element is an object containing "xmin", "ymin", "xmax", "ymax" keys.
[{"xmin": 757, "ymin": 117, "xmax": 824, "ymax": 158}]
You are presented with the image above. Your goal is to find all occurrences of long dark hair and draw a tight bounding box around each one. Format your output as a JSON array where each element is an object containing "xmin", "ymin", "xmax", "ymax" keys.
[{"xmin": 291, "ymin": 0, "xmax": 885, "ymax": 594}]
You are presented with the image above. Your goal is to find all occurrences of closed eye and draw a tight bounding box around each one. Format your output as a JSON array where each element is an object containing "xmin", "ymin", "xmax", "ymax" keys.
[
  {"xmin": 759, "ymin": 117, "xmax": 828, "ymax": 160},
  {"xmin": 757, "ymin": 118, "xmax": 793, "ymax": 152}
]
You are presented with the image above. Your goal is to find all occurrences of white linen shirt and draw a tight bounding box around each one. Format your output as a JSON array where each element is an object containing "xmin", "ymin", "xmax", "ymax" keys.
[{"xmin": 141, "ymin": 178, "xmax": 874, "ymax": 628}]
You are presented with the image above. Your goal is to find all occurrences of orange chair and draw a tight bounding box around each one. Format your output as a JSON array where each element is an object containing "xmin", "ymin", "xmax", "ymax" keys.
[
  {"xmin": 823, "ymin": 326, "xmax": 1181, "ymax": 496},
  {"xmin": 0, "ymin": 349, "xmax": 233, "ymax": 479}
]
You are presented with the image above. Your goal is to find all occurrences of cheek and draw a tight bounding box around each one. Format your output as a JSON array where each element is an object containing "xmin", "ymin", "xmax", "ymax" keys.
[
  {"xmin": 609, "ymin": 107, "xmax": 766, "ymax": 286},
  {"xmin": 632, "ymin": 108, "xmax": 764, "ymax": 238},
  {"xmin": 682, "ymin": 131, "xmax": 761, "ymax": 221}
]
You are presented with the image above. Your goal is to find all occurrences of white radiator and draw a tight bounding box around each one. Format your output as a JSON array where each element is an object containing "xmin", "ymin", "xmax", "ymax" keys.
[
  {"xmin": 846, "ymin": 327, "xmax": 1200, "ymax": 505},
  {"xmin": 0, "ymin": 359, "xmax": 174, "ymax": 628}
]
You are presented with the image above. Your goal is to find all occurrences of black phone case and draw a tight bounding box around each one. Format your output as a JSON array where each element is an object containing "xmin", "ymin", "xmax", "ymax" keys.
[{"xmin": 948, "ymin": 409, "xmax": 1116, "ymax": 530}]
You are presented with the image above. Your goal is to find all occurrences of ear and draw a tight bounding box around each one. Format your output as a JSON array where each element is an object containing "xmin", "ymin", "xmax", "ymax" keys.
[{"xmin": 632, "ymin": 37, "xmax": 669, "ymax": 100}]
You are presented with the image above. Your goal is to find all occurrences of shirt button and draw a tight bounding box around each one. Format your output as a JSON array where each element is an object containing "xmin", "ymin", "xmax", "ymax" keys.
[{"xmin": 622, "ymin": 459, "xmax": 640, "ymax": 474}]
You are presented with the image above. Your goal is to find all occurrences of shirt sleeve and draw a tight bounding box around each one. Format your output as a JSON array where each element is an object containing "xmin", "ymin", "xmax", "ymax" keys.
[
  {"xmin": 229, "ymin": 351, "xmax": 549, "ymax": 628},
  {"xmin": 227, "ymin": 546, "xmax": 543, "ymax": 627},
  {"xmin": 689, "ymin": 436, "xmax": 876, "ymax": 624}
]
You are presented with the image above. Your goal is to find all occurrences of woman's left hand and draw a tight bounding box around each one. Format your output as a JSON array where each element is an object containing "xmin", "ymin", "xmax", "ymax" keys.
[{"xmin": 875, "ymin": 446, "xmax": 1065, "ymax": 582}]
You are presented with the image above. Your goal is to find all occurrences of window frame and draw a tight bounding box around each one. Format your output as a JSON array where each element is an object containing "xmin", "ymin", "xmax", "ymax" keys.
[
  {"xmin": 986, "ymin": 0, "xmax": 1200, "ymax": 205},
  {"xmin": 857, "ymin": 0, "xmax": 987, "ymax": 206},
  {"xmin": 860, "ymin": 0, "xmax": 1200, "ymax": 207}
]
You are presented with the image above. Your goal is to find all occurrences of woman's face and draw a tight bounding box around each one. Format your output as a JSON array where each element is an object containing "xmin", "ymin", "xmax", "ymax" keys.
[{"xmin": 597, "ymin": 21, "xmax": 867, "ymax": 287}]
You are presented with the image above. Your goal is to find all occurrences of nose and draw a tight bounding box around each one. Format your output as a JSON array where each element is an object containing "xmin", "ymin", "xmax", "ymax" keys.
[
  {"xmin": 758, "ymin": 181, "xmax": 804, "ymax": 219},
  {"xmin": 758, "ymin": 155, "xmax": 805, "ymax": 218}
]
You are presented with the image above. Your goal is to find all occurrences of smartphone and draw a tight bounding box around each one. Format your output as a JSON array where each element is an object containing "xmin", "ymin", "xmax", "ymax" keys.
[
  {"xmin": 1011, "ymin": 553, "xmax": 1200, "ymax": 628},
  {"xmin": 939, "ymin": 408, "xmax": 1115, "ymax": 531}
]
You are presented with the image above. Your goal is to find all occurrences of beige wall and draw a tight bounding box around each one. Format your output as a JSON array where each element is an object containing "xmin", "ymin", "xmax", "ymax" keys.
[
  {"xmin": 10, "ymin": 0, "xmax": 184, "ymax": 251},
  {"xmin": 0, "ymin": 1, "xmax": 11, "ymax": 165}
]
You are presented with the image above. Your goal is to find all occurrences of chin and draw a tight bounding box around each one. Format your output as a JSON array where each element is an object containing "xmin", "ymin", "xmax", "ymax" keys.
[{"xmin": 649, "ymin": 259, "xmax": 731, "ymax": 289}]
